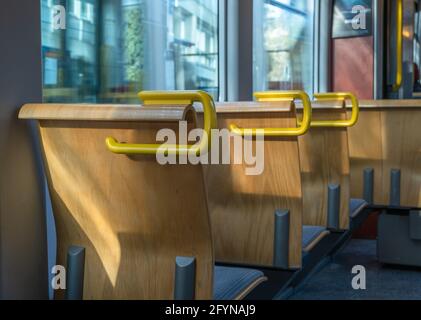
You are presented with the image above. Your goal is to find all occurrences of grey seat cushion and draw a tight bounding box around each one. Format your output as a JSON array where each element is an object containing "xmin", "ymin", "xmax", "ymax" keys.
[
  {"xmin": 350, "ymin": 198, "xmax": 368, "ymax": 219},
  {"xmin": 302, "ymin": 225, "xmax": 327, "ymax": 250},
  {"xmin": 213, "ymin": 266, "xmax": 265, "ymax": 300}
]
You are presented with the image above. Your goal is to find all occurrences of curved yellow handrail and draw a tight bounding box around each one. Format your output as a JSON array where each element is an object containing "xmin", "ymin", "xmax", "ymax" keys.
[
  {"xmin": 301, "ymin": 92, "xmax": 359, "ymax": 128},
  {"xmin": 106, "ymin": 90, "xmax": 217, "ymax": 155},
  {"xmin": 392, "ymin": 0, "xmax": 403, "ymax": 92},
  {"xmin": 230, "ymin": 91, "xmax": 312, "ymax": 137}
]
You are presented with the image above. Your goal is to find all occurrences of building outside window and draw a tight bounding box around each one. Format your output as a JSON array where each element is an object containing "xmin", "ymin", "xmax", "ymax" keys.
[
  {"xmin": 253, "ymin": 0, "xmax": 315, "ymax": 94},
  {"xmin": 41, "ymin": 0, "xmax": 219, "ymax": 103}
]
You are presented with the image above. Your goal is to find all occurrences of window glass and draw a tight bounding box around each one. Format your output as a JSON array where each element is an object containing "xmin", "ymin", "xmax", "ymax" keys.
[
  {"xmin": 41, "ymin": 0, "xmax": 219, "ymax": 103},
  {"xmin": 253, "ymin": 0, "xmax": 315, "ymax": 94}
]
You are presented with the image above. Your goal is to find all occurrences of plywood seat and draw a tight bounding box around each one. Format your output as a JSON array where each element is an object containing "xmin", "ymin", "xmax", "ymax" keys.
[
  {"xmin": 349, "ymin": 104, "xmax": 421, "ymax": 267},
  {"xmin": 18, "ymin": 91, "xmax": 267, "ymax": 300},
  {"xmin": 296, "ymin": 95, "xmax": 374, "ymax": 234},
  {"xmin": 196, "ymin": 92, "xmax": 312, "ymax": 270},
  {"xmin": 213, "ymin": 266, "xmax": 265, "ymax": 300},
  {"xmin": 347, "ymin": 100, "xmax": 421, "ymax": 209},
  {"xmin": 196, "ymin": 92, "xmax": 357, "ymax": 270},
  {"xmin": 294, "ymin": 96, "xmax": 355, "ymax": 232}
]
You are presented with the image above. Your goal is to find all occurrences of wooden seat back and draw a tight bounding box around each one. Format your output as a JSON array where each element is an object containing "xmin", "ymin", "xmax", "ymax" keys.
[
  {"xmin": 296, "ymin": 101, "xmax": 351, "ymax": 229},
  {"xmin": 19, "ymin": 102, "xmax": 215, "ymax": 299},
  {"xmin": 197, "ymin": 101, "xmax": 304, "ymax": 269},
  {"xmin": 348, "ymin": 100, "xmax": 421, "ymax": 208}
]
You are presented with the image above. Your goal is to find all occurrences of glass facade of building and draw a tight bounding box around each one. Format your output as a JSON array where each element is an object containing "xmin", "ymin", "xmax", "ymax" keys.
[
  {"xmin": 41, "ymin": 0, "xmax": 219, "ymax": 103},
  {"xmin": 253, "ymin": 0, "xmax": 315, "ymax": 94}
]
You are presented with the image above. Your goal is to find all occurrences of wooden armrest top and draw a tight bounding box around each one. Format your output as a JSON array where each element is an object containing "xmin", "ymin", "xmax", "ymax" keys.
[{"xmin": 19, "ymin": 103, "xmax": 194, "ymax": 122}]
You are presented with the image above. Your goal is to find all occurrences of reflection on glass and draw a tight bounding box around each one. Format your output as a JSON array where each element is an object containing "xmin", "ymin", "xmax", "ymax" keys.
[
  {"xmin": 41, "ymin": 0, "xmax": 219, "ymax": 103},
  {"xmin": 253, "ymin": 0, "xmax": 315, "ymax": 94}
]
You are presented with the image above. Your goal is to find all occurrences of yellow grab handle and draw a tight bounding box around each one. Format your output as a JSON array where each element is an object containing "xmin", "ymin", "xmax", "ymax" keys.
[
  {"xmin": 301, "ymin": 92, "xmax": 359, "ymax": 128},
  {"xmin": 106, "ymin": 90, "xmax": 217, "ymax": 155},
  {"xmin": 392, "ymin": 0, "xmax": 403, "ymax": 92},
  {"xmin": 230, "ymin": 91, "xmax": 312, "ymax": 137}
]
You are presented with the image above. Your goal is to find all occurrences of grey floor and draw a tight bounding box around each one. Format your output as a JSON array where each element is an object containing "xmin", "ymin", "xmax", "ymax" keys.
[{"xmin": 289, "ymin": 239, "xmax": 421, "ymax": 300}]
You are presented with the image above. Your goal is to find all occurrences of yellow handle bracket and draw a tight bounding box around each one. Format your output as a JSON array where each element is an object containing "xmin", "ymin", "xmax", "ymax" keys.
[
  {"xmin": 229, "ymin": 91, "xmax": 312, "ymax": 137},
  {"xmin": 106, "ymin": 90, "xmax": 217, "ymax": 156},
  {"xmin": 392, "ymin": 0, "xmax": 403, "ymax": 92},
  {"xmin": 301, "ymin": 92, "xmax": 359, "ymax": 128}
]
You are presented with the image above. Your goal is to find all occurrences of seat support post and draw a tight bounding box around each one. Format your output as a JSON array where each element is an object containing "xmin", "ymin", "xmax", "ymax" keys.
[
  {"xmin": 390, "ymin": 169, "xmax": 401, "ymax": 206},
  {"xmin": 174, "ymin": 257, "xmax": 196, "ymax": 300},
  {"xmin": 65, "ymin": 246, "xmax": 86, "ymax": 300},
  {"xmin": 327, "ymin": 184, "xmax": 341, "ymax": 230},
  {"xmin": 273, "ymin": 210, "xmax": 290, "ymax": 269},
  {"xmin": 363, "ymin": 168, "xmax": 374, "ymax": 204}
]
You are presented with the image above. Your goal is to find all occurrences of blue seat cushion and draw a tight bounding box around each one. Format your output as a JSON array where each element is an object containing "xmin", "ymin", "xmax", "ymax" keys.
[
  {"xmin": 302, "ymin": 225, "xmax": 327, "ymax": 250},
  {"xmin": 350, "ymin": 198, "xmax": 368, "ymax": 219},
  {"xmin": 213, "ymin": 266, "xmax": 265, "ymax": 300}
]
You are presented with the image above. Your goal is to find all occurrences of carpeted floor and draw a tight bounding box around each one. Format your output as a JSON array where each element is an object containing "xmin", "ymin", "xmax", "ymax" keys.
[{"xmin": 289, "ymin": 239, "xmax": 421, "ymax": 300}]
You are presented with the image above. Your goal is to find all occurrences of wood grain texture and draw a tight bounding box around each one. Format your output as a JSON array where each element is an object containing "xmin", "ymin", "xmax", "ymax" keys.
[
  {"xmin": 200, "ymin": 106, "xmax": 303, "ymax": 269},
  {"xmin": 36, "ymin": 116, "xmax": 214, "ymax": 299},
  {"xmin": 19, "ymin": 104, "xmax": 192, "ymax": 122},
  {"xmin": 381, "ymin": 110, "xmax": 421, "ymax": 207},
  {"xmin": 348, "ymin": 104, "xmax": 421, "ymax": 208},
  {"xmin": 347, "ymin": 110, "xmax": 384, "ymax": 204},
  {"xmin": 354, "ymin": 100, "xmax": 421, "ymax": 109},
  {"xmin": 297, "ymin": 109, "xmax": 350, "ymax": 230},
  {"xmin": 196, "ymin": 101, "xmax": 292, "ymax": 113},
  {"xmin": 295, "ymin": 101, "xmax": 343, "ymax": 110},
  {"xmin": 351, "ymin": 101, "xmax": 421, "ymax": 207},
  {"xmin": 302, "ymin": 231, "xmax": 330, "ymax": 253},
  {"xmin": 208, "ymin": 102, "xmax": 351, "ymax": 230}
]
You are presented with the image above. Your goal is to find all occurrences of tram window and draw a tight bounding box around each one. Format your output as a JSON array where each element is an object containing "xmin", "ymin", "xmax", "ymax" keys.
[
  {"xmin": 41, "ymin": 0, "xmax": 220, "ymax": 103},
  {"xmin": 414, "ymin": 5, "xmax": 421, "ymax": 92},
  {"xmin": 253, "ymin": 0, "xmax": 315, "ymax": 94}
]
